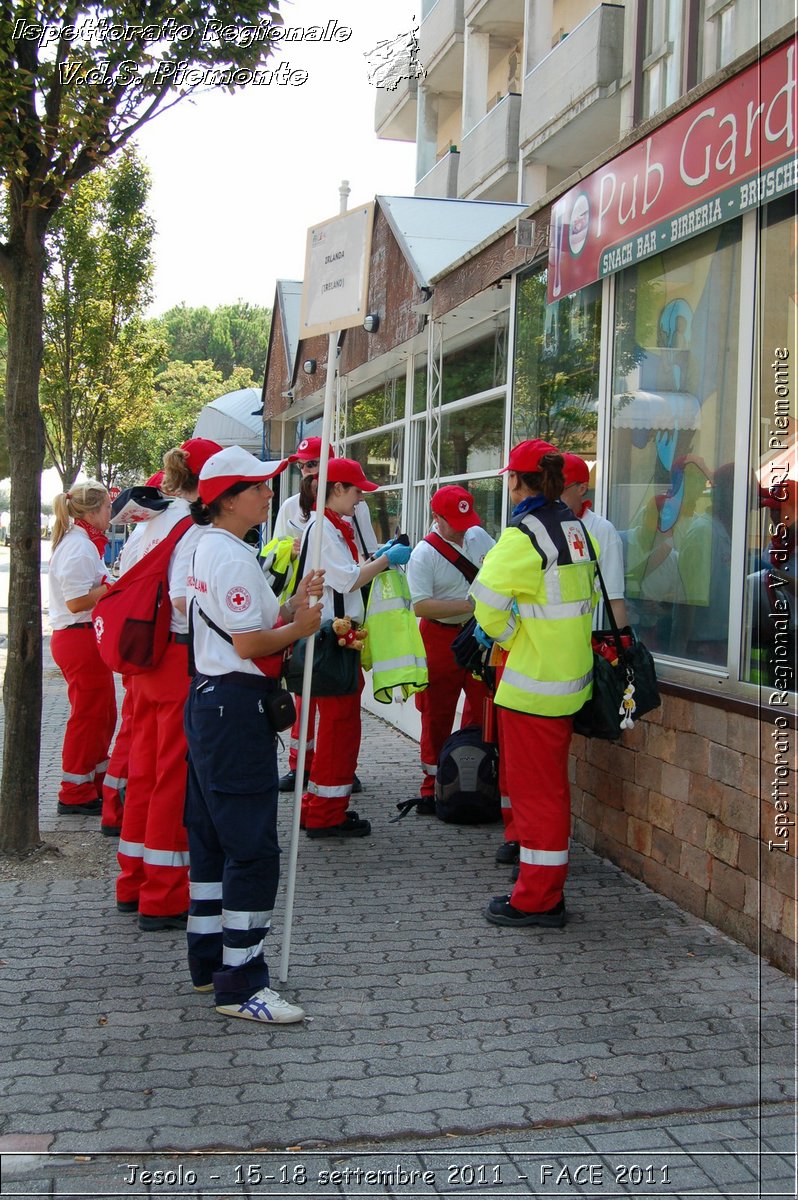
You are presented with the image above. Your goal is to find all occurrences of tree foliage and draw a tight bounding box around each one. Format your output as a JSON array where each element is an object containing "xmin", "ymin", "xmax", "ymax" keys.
[
  {"xmin": 158, "ymin": 301, "xmax": 271, "ymax": 379},
  {"xmin": 40, "ymin": 146, "xmax": 160, "ymax": 488},
  {"xmin": 0, "ymin": 1, "xmax": 282, "ymax": 854}
]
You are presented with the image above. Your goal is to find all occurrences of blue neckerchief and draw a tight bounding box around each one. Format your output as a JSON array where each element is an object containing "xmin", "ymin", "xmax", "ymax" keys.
[{"xmin": 512, "ymin": 495, "xmax": 549, "ymax": 518}]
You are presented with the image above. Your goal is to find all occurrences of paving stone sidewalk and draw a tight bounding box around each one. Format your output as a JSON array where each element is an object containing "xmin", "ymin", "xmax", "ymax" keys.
[{"xmin": 0, "ymin": 640, "xmax": 795, "ymax": 1198}]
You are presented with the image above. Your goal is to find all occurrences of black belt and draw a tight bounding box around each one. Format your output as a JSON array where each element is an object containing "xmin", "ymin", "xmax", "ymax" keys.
[
  {"xmin": 59, "ymin": 623, "xmax": 94, "ymax": 633},
  {"xmin": 168, "ymin": 632, "xmax": 190, "ymax": 644},
  {"xmin": 426, "ymin": 619, "xmax": 467, "ymax": 629},
  {"xmin": 196, "ymin": 672, "xmax": 278, "ymax": 691}
]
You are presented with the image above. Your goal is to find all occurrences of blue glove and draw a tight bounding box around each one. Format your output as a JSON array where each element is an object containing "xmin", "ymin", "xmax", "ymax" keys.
[
  {"xmin": 474, "ymin": 623, "xmax": 494, "ymax": 650},
  {"xmin": 382, "ymin": 542, "xmax": 412, "ymax": 566}
]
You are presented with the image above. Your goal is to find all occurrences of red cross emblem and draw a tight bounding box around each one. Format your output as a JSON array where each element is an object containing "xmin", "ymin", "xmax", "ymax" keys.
[
  {"xmin": 565, "ymin": 523, "xmax": 588, "ymax": 561},
  {"xmin": 226, "ymin": 586, "xmax": 252, "ymax": 612}
]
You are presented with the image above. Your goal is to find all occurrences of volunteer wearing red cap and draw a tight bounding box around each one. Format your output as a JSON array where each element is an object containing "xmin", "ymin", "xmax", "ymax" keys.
[
  {"xmin": 48, "ymin": 481, "xmax": 116, "ymax": 816},
  {"xmin": 296, "ymin": 458, "xmax": 410, "ymax": 837},
  {"xmin": 276, "ymin": 436, "xmax": 377, "ymax": 794},
  {"xmin": 101, "ymin": 479, "xmax": 173, "ymax": 835},
  {"xmin": 561, "ymin": 453, "xmax": 628, "ymax": 628},
  {"xmin": 471, "ymin": 440, "xmax": 597, "ymax": 928},
  {"xmin": 185, "ymin": 445, "xmax": 323, "ymax": 1023},
  {"xmin": 116, "ymin": 438, "xmax": 223, "ymax": 930},
  {"xmin": 406, "ymin": 486, "xmax": 495, "ymax": 812}
]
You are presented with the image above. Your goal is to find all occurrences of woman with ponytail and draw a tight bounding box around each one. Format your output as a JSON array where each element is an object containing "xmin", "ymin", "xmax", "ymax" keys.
[
  {"xmin": 471, "ymin": 440, "xmax": 598, "ymax": 928},
  {"xmin": 49, "ymin": 481, "xmax": 115, "ymax": 815},
  {"xmin": 115, "ymin": 438, "xmax": 221, "ymax": 932}
]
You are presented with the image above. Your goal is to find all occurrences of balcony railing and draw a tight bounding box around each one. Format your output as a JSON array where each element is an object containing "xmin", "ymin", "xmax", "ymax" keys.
[
  {"xmin": 419, "ymin": 0, "xmax": 465, "ymax": 81},
  {"xmin": 374, "ymin": 74, "xmax": 419, "ymax": 142},
  {"xmin": 458, "ymin": 93, "xmax": 521, "ymax": 197},
  {"xmin": 519, "ymin": 4, "xmax": 624, "ymax": 159},
  {"xmin": 415, "ymin": 149, "xmax": 460, "ymax": 198}
]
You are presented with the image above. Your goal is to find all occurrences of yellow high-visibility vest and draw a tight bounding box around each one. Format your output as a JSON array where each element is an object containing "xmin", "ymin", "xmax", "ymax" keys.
[
  {"xmin": 363, "ymin": 567, "xmax": 428, "ymax": 703},
  {"xmin": 472, "ymin": 502, "xmax": 597, "ymax": 717}
]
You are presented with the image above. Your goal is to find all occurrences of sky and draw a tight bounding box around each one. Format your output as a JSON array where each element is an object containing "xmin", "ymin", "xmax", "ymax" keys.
[{"xmin": 135, "ymin": 0, "xmax": 418, "ymax": 316}]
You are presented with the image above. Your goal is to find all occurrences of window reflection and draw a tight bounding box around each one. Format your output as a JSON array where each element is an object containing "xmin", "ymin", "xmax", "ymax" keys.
[{"xmin": 609, "ymin": 221, "xmax": 742, "ymax": 664}]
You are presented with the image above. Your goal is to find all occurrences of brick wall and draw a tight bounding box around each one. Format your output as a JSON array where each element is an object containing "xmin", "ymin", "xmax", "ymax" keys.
[{"xmin": 570, "ymin": 691, "xmax": 796, "ymax": 975}]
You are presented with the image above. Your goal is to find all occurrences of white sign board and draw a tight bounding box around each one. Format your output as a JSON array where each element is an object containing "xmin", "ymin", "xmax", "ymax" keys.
[{"xmin": 300, "ymin": 204, "xmax": 374, "ymax": 339}]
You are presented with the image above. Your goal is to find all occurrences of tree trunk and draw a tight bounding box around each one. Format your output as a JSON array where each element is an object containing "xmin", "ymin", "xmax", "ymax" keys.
[{"xmin": 0, "ymin": 241, "xmax": 46, "ymax": 854}]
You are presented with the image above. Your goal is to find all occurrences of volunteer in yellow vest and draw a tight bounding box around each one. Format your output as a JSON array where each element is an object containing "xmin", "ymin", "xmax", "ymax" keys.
[{"xmin": 471, "ymin": 440, "xmax": 597, "ymax": 927}]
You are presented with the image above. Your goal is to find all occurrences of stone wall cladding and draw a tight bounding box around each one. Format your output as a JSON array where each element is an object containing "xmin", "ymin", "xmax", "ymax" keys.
[{"xmin": 570, "ymin": 692, "xmax": 796, "ymax": 975}]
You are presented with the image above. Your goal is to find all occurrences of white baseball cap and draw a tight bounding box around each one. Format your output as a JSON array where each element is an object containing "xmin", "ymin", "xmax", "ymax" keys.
[{"xmin": 198, "ymin": 445, "xmax": 288, "ymax": 506}]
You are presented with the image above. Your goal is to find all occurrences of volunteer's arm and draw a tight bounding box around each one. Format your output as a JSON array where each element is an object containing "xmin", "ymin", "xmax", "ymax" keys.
[
  {"xmin": 65, "ymin": 582, "xmax": 111, "ymax": 613},
  {"xmin": 413, "ymin": 597, "xmax": 474, "ymax": 620},
  {"xmin": 230, "ymin": 568, "xmax": 324, "ymax": 660}
]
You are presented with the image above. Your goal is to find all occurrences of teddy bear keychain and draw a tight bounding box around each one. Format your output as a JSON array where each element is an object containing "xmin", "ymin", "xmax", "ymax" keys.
[{"xmin": 332, "ymin": 616, "xmax": 368, "ymax": 652}]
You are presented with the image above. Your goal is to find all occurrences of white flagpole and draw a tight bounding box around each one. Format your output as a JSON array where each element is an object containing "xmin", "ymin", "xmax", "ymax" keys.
[{"xmin": 279, "ymin": 183, "xmax": 350, "ymax": 984}]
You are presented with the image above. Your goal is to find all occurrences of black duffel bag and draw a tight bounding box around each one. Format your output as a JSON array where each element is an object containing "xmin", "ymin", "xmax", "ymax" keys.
[
  {"xmin": 574, "ymin": 562, "xmax": 660, "ymax": 740},
  {"xmin": 283, "ymin": 618, "xmax": 360, "ymax": 697}
]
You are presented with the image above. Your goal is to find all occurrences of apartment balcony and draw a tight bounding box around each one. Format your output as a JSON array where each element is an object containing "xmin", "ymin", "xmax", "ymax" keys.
[
  {"xmin": 419, "ymin": 0, "xmax": 465, "ymax": 92},
  {"xmin": 375, "ymin": 74, "xmax": 419, "ymax": 142},
  {"xmin": 519, "ymin": 3, "xmax": 624, "ymax": 172},
  {"xmin": 415, "ymin": 149, "xmax": 460, "ymax": 198},
  {"xmin": 458, "ymin": 93, "xmax": 521, "ymax": 198},
  {"xmin": 464, "ymin": 0, "xmax": 524, "ymax": 38}
]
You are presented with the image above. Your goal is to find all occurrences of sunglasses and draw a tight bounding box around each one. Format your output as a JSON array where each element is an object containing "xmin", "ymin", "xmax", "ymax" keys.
[{"xmin": 300, "ymin": 459, "xmax": 320, "ymax": 470}]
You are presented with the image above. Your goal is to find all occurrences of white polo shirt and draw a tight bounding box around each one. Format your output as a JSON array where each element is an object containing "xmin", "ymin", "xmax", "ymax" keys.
[
  {"xmin": 300, "ymin": 515, "xmax": 366, "ymax": 624},
  {"xmin": 407, "ymin": 523, "xmax": 495, "ymax": 625},
  {"xmin": 581, "ymin": 508, "xmax": 625, "ymax": 601},
  {"xmin": 188, "ymin": 528, "xmax": 280, "ymax": 677},
  {"xmin": 49, "ymin": 527, "xmax": 109, "ymax": 630},
  {"xmin": 118, "ymin": 498, "xmax": 201, "ymax": 634}
]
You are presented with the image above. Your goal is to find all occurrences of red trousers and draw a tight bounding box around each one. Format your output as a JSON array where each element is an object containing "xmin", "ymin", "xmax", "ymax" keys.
[
  {"xmin": 51, "ymin": 626, "xmax": 116, "ymax": 807},
  {"xmin": 116, "ymin": 641, "xmax": 190, "ymax": 916},
  {"xmin": 101, "ymin": 677, "xmax": 133, "ymax": 831},
  {"xmin": 497, "ymin": 706, "xmax": 573, "ymax": 913},
  {"xmin": 301, "ymin": 673, "xmax": 363, "ymax": 828},
  {"xmin": 415, "ymin": 619, "xmax": 488, "ymax": 798},
  {"xmin": 288, "ymin": 694, "xmax": 318, "ymax": 774}
]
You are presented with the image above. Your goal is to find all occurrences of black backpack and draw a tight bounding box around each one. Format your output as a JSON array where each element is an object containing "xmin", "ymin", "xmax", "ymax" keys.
[{"xmin": 434, "ymin": 724, "xmax": 500, "ymax": 824}]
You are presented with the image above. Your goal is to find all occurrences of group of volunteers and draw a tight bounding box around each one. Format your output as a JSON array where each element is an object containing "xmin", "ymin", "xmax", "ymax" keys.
[{"xmin": 47, "ymin": 430, "xmax": 621, "ymax": 1025}]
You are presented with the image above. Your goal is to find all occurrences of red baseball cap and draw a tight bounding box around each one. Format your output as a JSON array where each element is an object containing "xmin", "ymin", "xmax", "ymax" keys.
[
  {"xmin": 326, "ymin": 457, "xmax": 378, "ymax": 491},
  {"xmin": 561, "ymin": 453, "xmax": 591, "ymax": 487},
  {"xmin": 180, "ymin": 438, "xmax": 224, "ymax": 476},
  {"xmin": 198, "ymin": 445, "xmax": 288, "ymax": 505},
  {"xmin": 499, "ymin": 439, "xmax": 559, "ymax": 474},
  {"xmin": 288, "ymin": 436, "xmax": 332, "ymax": 464},
  {"xmin": 431, "ymin": 485, "xmax": 481, "ymax": 531},
  {"xmin": 145, "ymin": 470, "xmax": 164, "ymax": 489}
]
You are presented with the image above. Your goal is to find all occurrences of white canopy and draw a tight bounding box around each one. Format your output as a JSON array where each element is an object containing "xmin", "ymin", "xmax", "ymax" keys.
[{"xmin": 193, "ymin": 387, "xmax": 264, "ymax": 453}]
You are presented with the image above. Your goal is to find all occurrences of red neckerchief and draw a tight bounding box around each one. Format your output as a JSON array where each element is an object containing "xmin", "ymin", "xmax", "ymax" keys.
[
  {"xmin": 74, "ymin": 519, "xmax": 109, "ymax": 557},
  {"xmin": 577, "ymin": 499, "xmax": 593, "ymax": 519},
  {"xmin": 324, "ymin": 507, "xmax": 359, "ymax": 562}
]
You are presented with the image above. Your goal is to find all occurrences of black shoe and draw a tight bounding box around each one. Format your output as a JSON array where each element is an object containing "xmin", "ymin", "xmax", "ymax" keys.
[
  {"xmin": 116, "ymin": 900, "xmax": 138, "ymax": 914},
  {"xmin": 101, "ymin": 825, "xmax": 122, "ymax": 838},
  {"xmin": 351, "ymin": 774, "xmax": 363, "ymax": 794},
  {"xmin": 57, "ymin": 800, "xmax": 101, "ymax": 816},
  {"xmin": 279, "ymin": 770, "xmax": 309, "ymax": 793},
  {"xmin": 484, "ymin": 896, "xmax": 566, "ymax": 928},
  {"xmin": 415, "ymin": 797, "xmax": 436, "ymax": 816},
  {"xmin": 494, "ymin": 840, "xmax": 520, "ymax": 865},
  {"xmin": 306, "ymin": 812, "xmax": 371, "ymax": 839},
  {"xmin": 138, "ymin": 912, "xmax": 188, "ymax": 931}
]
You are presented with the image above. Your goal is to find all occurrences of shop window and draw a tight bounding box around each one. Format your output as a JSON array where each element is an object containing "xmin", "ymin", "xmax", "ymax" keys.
[
  {"xmin": 345, "ymin": 429, "xmax": 404, "ymax": 488},
  {"xmin": 440, "ymin": 396, "xmax": 506, "ymax": 477},
  {"xmin": 347, "ymin": 379, "xmax": 403, "ymax": 436},
  {"xmin": 512, "ymin": 270, "xmax": 601, "ymax": 452},
  {"xmin": 361, "ymin": 487, "xmax": 403, "ymax": 545},
  {"xmin": 413, "ymin": 475, "xmax": 504, "ymax": 543},
  {"xmin": 441, "ymin": 327, "xmax": 507, "ymax": 406},
  {"xmin": 743, "ymin": 195, "xmax": 796, "ymax": 693},
  {"xmin": 608, "ymin": 220, "xmax": 742, "ymax": 666}
]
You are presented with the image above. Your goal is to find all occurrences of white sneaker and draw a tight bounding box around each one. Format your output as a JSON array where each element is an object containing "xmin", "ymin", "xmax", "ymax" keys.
[{"xmin": 215, "ymin": 986, "xmax": 306, "ymax": 1024}]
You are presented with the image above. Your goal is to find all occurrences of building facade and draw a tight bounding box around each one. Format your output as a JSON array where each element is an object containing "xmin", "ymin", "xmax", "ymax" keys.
[{"xmin": 263, "ymin": 8, "xmax": 796, "ymax": 972}]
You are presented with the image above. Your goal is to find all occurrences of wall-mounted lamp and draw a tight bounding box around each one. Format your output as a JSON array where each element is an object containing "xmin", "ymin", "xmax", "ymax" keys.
[
  {"xmin": 363, "ymin": 313, "xmax": 380, "ymax": 334},
  {"xmin": 302, "ymin": 358, "xmax": 317, "ymax": 374}
]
